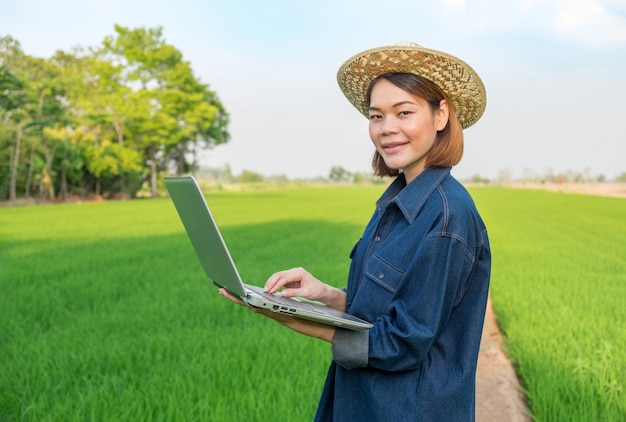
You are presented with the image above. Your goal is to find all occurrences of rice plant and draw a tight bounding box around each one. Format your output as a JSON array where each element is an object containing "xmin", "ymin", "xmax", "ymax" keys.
[{"xmin": 1, "ymin": 186, "xmax": 624, "ymax": 421}]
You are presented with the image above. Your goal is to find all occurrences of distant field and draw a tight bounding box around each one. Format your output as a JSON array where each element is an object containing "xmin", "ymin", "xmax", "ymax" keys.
[{"xmin": 1, "ymin": 186, "xmax": 624, "ymax": 421}]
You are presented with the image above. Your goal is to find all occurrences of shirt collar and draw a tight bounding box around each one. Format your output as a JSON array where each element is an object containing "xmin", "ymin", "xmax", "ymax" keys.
[{"xmin": 376, "ymin": 167, "xmax": 451, "ymax": 223}]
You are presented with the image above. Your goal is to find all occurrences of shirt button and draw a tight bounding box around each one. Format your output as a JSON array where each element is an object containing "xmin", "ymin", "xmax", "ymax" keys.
[
  {"xmin": 378, "ymin": 273, "xmax": 385, "ymax": 279},
  {"xmin": 374, "ymin": 236, "xmax": 381, "ymax": 242}
]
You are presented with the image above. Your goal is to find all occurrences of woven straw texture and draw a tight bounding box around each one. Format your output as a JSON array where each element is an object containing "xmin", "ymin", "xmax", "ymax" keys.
[{"xmin": 337, "ymin": 44, "xmax": 486, "ymax": 129}]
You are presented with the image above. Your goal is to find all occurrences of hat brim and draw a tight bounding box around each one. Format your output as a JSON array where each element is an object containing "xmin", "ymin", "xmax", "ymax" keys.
[{"xmin": 337, "ymin": 44, "xmax": 486, "ymax": 129}]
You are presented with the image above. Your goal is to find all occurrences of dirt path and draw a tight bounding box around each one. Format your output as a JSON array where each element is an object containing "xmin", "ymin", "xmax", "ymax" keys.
[{"xmin": 476, "ymin": 295, "xmax": 531, "ymax": 421}]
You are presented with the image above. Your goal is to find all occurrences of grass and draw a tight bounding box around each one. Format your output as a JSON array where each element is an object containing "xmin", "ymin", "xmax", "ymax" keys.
[
  {"xmin": 471, "ymin": 187, "xmax": 626, "ymax": 421},
  {"xmin": 0, "ymin": 187, "xmax": 380, "ymax": 421},
  {"xmin": 1, "ymin": 185, "xmax": 625, "ymax": 421}
]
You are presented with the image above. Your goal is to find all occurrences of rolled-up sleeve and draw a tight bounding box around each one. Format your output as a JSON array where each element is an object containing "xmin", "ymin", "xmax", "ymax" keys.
[{"xmin": 332, "ymin": 328, "xmax": 369, "ymax": 370}]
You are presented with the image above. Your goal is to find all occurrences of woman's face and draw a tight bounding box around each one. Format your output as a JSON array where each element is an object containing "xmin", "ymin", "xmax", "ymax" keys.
[{"xmin": 368, "ymin": 78, "xmax": 448, "ymax": 183}]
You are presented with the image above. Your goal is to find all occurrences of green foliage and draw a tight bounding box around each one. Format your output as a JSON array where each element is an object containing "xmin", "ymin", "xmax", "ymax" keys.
[
  {"xmin": 329, "ymin": 166, "xmax": 352, "ymax": 182},
  {"xmin": 0, "ymin": 28, "xmax": 230, "ymax": 201},
  {"xmin": 237, "ymin": 170, "xmax": 264, "ymax": 183},
  {"xmin": 468, "ymin": 173, "xmax": 490, "ymax": 184},
  {"xmin": 99, "ymin": 25, "xmax": 230, "ymax": 197},
  {"xmin": 1, "ymin": 187, "xmax": 624, "ymax": 421},
  {"xmin": 0, "ymin": 65, "xmax": 25, "ymax": 110}
]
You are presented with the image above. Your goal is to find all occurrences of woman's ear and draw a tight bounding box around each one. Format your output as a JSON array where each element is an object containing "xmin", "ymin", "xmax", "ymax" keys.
[{"xmin": 435, "ymin": 99, "xmax": 450, "ymax": 131}]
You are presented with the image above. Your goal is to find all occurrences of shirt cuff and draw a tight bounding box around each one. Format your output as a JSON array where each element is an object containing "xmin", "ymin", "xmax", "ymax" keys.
[{"xmin": 331, "ymin": 327, "xmax": 369, "ymax": 370}]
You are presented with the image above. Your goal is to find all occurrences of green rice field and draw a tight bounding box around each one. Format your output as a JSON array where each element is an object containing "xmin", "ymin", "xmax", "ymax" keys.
[{"xmin": 1, "ymin": 185, "xmax": 624, "ymax": 421}]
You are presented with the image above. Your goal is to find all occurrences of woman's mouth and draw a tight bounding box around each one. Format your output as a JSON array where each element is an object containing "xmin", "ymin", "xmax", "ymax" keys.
[{"xmin": 382, "ymin": 142, "xmax": 408, "ymax": 154}]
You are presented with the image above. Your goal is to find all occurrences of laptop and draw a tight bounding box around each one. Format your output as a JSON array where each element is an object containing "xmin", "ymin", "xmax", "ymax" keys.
[{"xmin": 164, "ymin": 176, "xmax": 372, "ymax": 330}]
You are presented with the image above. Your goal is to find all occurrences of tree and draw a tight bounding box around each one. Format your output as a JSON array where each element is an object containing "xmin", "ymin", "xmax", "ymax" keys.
[
  {"xmin": 51, "ymin": 49, "xmax": 145, "ymax": 197},
  {"xmin": 468, "ymin": 174, "xmax": 490, "ymax": 184},
  {"xmin": 0, "ymin": 37, "xmax": 29, "ymax": 201},
  {"xmin": 497, "ymin": 168, "xmax": 514, "ymax": 184},
  {"xmin": 0, "ymin": 28, "xmax": 230, "ymax": 201},
  {"xmin": 1, "ymin": 38, "xmax": 66, "ymax": 200},
  {"xmin": 28, "ymin": 57, "xmax": 67, "ymax": 199},
  {"xmin": 0, "ymin": 64, "xmax": 27, "ymax": 200},
  {"xmin": 99, "ymin": 25, "xmax": 230, "ymax": 197},
  {"xmin": 237, "ymin": 170, "xmax": 264, "ymax": 183},
  {"xmin": 329, "ymin": 166, "xmax": 352, "ymax": 183}
]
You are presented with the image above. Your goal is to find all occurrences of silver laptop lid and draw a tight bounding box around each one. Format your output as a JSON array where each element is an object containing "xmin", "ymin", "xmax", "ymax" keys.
[{"xmin": 165, "ymin": 176, "xmax": 247, "ymax": 298}]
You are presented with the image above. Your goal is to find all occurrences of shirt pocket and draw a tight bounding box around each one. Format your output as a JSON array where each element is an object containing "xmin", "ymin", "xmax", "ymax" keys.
[{"xmin": 364, "ymin": 254, "xmax": 405, "ymax": 294}]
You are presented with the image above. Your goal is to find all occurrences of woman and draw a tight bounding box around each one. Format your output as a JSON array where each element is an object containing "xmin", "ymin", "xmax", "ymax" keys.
[{"xmin": 221, "ymin": 42, "xmax": 491, "ymax": 421}]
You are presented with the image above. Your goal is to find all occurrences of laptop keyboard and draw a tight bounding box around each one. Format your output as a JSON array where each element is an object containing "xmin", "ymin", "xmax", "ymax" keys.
[{"xmin": 246, "ymin": 285, "xmax": 326, "ymax": 314}]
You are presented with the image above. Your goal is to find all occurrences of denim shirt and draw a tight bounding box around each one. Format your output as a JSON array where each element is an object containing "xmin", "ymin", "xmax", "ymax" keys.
[{"xmin": 314, "ymin": 167, "xmax": 491, "ymax": 421}]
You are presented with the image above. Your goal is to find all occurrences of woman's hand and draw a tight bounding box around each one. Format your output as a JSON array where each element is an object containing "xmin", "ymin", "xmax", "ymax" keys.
[
  {"xmin": 218, "ymin": 287, "xmax": 336, "ymax": 342},
  {"xmin": 264, "ymin": 267, "xmax": 347, "ymax": 311}
]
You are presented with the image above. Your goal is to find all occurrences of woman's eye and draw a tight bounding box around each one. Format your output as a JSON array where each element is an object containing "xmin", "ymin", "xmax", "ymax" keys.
[
  {"xmin": 369, "ymin": 114, "xmax": 382, "ymax": 121},
  {"xmin": 399, "ymin": 111, "xmax": 412, "ymax": 116}
]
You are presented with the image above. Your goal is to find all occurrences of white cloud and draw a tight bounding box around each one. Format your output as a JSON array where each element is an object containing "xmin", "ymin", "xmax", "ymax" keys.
[
  {"xmin": 520, "ymin": 0, "xmax": 626, "ymax": 45},
  {"xmin": 432, "ymin": 0, "xmax": 626, "ymax": 45},
  {"xmin": 440, "ymin": 0, "xmax": 469, "ymax": 13},
  {"xmin": 553, "ymin": 0, "xmax": 626, "ymax": 44}
]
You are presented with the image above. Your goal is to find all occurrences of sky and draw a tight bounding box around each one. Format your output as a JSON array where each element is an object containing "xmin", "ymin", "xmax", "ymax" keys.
[{"xmin": 2, "ymin": 0, "xmax": 626, "ymax": 181}]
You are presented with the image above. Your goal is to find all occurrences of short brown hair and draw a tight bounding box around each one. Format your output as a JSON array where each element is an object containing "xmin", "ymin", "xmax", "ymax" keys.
[{"xmin": 366, "ymin": 73, "xmax": 464, "ymax": 177}]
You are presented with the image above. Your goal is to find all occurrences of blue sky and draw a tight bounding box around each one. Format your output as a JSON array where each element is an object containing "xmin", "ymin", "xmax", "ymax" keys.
[{"xmin": 2, "ymin": 0, "xmax": 626, "ymax": 180}]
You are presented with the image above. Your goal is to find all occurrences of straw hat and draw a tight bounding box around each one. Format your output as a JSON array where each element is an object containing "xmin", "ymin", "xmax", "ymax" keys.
[{"xmin": 337, "ymin": 42, "xmax": 486, "ymax": 129}]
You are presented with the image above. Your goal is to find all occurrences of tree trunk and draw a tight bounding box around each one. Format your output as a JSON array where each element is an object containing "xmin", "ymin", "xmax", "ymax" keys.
[
  {"xmin": 192, "ymin": 144, "xmax": 198, "ymax": 178},
  {"xmin": 9, "ymin": 121, "xmax": 24, "ymax": 201},
  {"xmin": 150, "ymin": 143, "xmax": 157, "ymax": 198},
  {"xmin": 60, "ymin": 162, "xmax": 68, "ymax": 201},
  {"xmin": 41, "ymin": 141, "xmax": 56, "ymax": 199},
  {"xmin": 114, "ymin": 118, "xmax": 126, "ymax": 193},
  {"xmin": 176, "ymin": 144, "xmax": 185, "ymax": 175},
  {"xmin": 26, "ymin": 146, "xmax": 35, "ymax": 197}
]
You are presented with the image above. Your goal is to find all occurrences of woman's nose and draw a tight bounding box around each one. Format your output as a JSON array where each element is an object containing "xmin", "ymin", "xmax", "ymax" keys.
[{"xmin": 381, "ymin": 118, "xmax": 399, "ymax": 135}]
